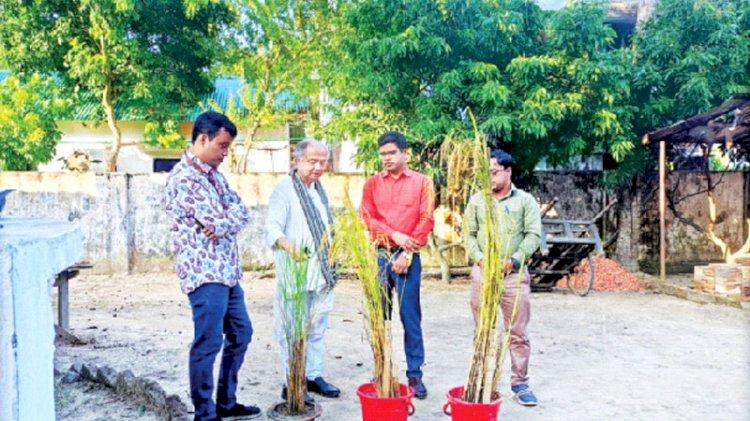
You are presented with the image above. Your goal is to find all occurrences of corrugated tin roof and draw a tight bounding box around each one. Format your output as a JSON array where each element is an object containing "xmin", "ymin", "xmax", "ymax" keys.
[
  {"xmin": 70, "ymin": 91, "xmax": 151, "ymax": 120},
  {"xmin": 187, "ymin": 76, "xmax": 308, "ymax": 120}
]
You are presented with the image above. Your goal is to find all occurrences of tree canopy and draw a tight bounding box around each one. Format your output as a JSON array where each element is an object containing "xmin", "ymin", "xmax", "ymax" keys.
[
  {"xmin": 0, "ymin": 0, "xmax": 747, "ymax": 181},
  {"xmin": 0, "ymin": 74, "xmax": 69, "ymax": 171},
  {"xmin": 321, "ymin": 0, "xmax": 750, "ymax": 185},
  {"xmin": 631, "ymin": 0, "xmax": 750, "ymax": 134},
  {"xmin": 213, "ymin": 0, "xmax": 337, "ymax": 172},
  {"xmin": 0, "ymin": 0, "xmax": 233, "ymax": 170}
]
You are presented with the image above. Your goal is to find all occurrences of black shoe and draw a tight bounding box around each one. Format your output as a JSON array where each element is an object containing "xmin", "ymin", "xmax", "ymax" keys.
[
  {"xmin": 193, "ymin": 417, "xmax": 221, "ymax": 421},
  {"xmin": 307, "ymin": 377, "xmax": 341, "ymax": 398},
  {"xmin": 408, "ymin": 377, "xmax": 427, "ymax": 399},
  {"xmin": 216, "ymin": 403, "xmax": 261, "ymax": 419},
  {"xmin": 282, "ymin": 386, "xmax": 315, "ymax": 404}
]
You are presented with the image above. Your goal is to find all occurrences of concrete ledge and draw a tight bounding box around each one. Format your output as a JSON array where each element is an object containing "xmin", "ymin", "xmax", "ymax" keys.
[{"xmin": 639, "ymin": 273, "xmax": 743, "ymax": 309}]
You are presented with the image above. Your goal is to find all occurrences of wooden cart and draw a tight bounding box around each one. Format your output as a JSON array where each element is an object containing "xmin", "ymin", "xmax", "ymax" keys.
[{"xmin": 527, "ymin": 200, "xmax": 615, "ymax": 296}]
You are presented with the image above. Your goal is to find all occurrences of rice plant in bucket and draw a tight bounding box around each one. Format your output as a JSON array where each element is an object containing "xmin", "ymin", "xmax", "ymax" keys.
[
  {"xmin": 329, "ymin": 199, "xmax": 400, "ymax": 398},
  {"xmin": 442, "ymin": 122, "xmax": 523, "ymax": 404}
]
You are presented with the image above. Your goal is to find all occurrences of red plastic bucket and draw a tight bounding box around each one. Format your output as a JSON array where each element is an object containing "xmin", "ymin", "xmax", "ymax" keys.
[
  {"xmin": 357, "ymin": 382, "xmax": 415, "ymax": 421},
  {"xmin": 442, "ymin": 386, "xmax": 501, "ymax": 421}
]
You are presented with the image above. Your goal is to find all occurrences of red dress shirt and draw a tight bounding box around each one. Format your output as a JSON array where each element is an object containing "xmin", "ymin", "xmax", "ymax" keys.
[{"xmin": 360, "ymin": 168, "xmax": 435, "ymax": 248}]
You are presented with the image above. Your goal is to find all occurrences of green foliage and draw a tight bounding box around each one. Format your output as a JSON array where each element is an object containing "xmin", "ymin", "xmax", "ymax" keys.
[
  {"xmin": 0, "ymin": 0, "xmax": 232, "ymax": 120},
  {"xmin": 324, "ymin": 0, "xmax": 637, "ymax": 179},
  {"xmin": 501, "ymin": 2, "xmax": 637, "ymax": 173},
  {"xmin": 218, "ymin": 0, "xmax": 336, "ymax": 172},
  {"xmin": 143, "ymin": 120, "xmax": 187, "ymax": 149},
  {"xmin": 324, "ymin": 0, "xmax": 749, "ymax": 187},
  {"xmin": 0, "ymin": 0, "xmax": 233, "ymax": 167},
  {"xmin": 0, "ymin": 0, "xmax": 745, "ymax": 182},
  {"xmin": 0, "ymin": 75, "xmax": 70, "ymax": 170},
  {"xmin": 631, "ymin": 0, "xmax": 750, "ymax": 134}
]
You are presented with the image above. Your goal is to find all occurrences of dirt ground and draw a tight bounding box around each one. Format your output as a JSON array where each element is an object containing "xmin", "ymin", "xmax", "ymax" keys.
[
  {"xmin": 55, "ymin": 377, "xmax": 161, "ymax": 421},
  {"xmin": 55, "ymin": 272, "xmax": 749, "ymax": 420}
]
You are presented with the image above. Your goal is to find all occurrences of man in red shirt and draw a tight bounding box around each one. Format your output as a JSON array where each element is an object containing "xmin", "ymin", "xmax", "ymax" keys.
[{"xmin": 360, "ymin": 131, "xmax": 435, "ymax": 399}]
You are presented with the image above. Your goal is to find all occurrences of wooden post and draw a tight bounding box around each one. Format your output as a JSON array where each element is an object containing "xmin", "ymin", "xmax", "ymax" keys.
[
  {"xmin": 57, "ymin": 272, "xmax": 69, "ymax": 330},
  {"xmin": 659, "ymin": 140, "xmax": 667, "ymax": 285}
]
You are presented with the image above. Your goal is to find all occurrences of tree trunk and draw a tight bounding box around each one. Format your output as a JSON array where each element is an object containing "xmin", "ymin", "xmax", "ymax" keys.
[
  {"xmin": 705, "ymin": 191, "xmax": 730, "ymax": 259},
  {"xmin": 427, "ymin": 235, "xmax": 451, "ymax": 283},
  {"xmin": 98, "ymin": 33, "xmax": 122, "ymax": 172},
  {"xmin": 235, "ymin": 59, "xmax": 274, "ymax": 174},
  {"xmin": 102, "ymin": 83, "xmax": 122, "ymax": 172},
  {"xmin": 237, "ymin": 123, "xmax": 259, "ymax": 174},
  {"xmin": 726, "ymin": 219, "xmax": 750, "ymax": 264}
]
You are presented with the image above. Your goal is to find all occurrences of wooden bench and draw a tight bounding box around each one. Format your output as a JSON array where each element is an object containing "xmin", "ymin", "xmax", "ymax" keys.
[{"xmin": 54, "ymin": 261, "xmax": 93, "ymax": 330}]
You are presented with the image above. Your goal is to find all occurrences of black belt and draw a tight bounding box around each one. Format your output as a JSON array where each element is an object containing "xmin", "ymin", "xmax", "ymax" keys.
[
  {"xmin": 377, "ymin": 245, "xmax": 401, "ymax": 253},
  {"xmin": 377, "ymin": 246, "xmax": 419, "ymax": 256}
]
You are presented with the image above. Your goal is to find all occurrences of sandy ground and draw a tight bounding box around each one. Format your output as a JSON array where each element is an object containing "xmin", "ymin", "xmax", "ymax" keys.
[{"xmin": 55, "ymin": 272, "xmax": 750, "ymax": 421}]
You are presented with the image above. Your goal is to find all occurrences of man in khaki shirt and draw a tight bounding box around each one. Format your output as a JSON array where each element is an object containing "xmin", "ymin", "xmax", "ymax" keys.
[{"xmin": 464, "ymin": 149, "xmax": 541, "ymax": 407}]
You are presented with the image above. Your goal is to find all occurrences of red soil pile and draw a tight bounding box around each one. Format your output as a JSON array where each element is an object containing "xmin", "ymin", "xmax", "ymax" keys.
[{"xmin": 556, "ymin": 256, "xmax": 642, "ymax": 292}]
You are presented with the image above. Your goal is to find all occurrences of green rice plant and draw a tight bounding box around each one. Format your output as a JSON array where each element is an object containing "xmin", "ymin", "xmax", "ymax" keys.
[
  {"xmin": 278, "ymin": 247, "xmax": 315, "ymax": 414},
  {"xmin": 329, "ymin": 197, "xmax": 400, "ymax": 398},
  {"xmin": 442, "ymin": 116, "xmax": 524, "ymax": 404}
]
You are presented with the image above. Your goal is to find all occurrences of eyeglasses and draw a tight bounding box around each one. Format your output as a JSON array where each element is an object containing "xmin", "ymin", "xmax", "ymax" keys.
[{"xmin": 379, "ymin": 150, "xmax": 400, "ymax": 158}]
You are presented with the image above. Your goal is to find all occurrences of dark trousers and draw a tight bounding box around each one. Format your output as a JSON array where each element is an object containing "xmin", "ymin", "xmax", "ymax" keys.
[
  {"xmin": 378, "ymin": 252, "xmax": 424, "ymax": 379},
  {"xmin": 188, "ymin": 283, "xmax": 253, "ymax": 420}
]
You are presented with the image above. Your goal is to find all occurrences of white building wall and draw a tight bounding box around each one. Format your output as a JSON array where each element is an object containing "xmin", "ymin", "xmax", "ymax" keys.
[
  {"xmin": 332, "ymin": 140, "xmax": 362, "ymax": 174},
  {"xmin": 237, "ymin": 141, "xmax": 291, "ymax": 173},
  {"xmin": 44, "ymin": 120, "xmax": 298, "ymax": 174}
]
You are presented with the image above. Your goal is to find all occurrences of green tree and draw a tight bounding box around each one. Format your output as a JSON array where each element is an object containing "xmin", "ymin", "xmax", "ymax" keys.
[
  {"xmin": 323, "ymin": 0, "xmax": 637, "ymax": 181},
  {"xmin": 218, "ymin": 0, "xmax": 336, "ymax": 173},
  {"xmin": 424, "ymin": 1, "xmax": 636, "ymax": 174},
  {"xmin": 0, "ymin": 0, "xmax": 233, "ymax": 171},
  {"xmin": 322, "ymin": 0, "xmax": 531, "ymax": 175},
  {"xmin": 631, "ymin": 0, "xmax": 750, "ymax": 135},
  {"xmin": 0, "ymin": 74, "xmax": 70, "ymax": 170},
  {"xmin": 325, "ymin": 0, "xmax": 749, "ymax": 185},
  {"xmin": 499, "ymin": 2, "xmax": 638, "ymax": 182}
]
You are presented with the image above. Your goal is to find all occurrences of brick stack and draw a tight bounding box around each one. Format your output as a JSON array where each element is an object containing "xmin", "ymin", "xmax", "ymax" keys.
[
  {"xmin": 737, "ymin": 255, "xmax": 750, "ymax": 303},
  {"xmin": 693, "ymin": 256, "xmax": 750, "ymax": 302}
]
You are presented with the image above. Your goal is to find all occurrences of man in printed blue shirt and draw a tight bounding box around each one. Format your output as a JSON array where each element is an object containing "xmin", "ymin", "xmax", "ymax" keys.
[{"xmin": 166, "ymin": 111, "xmax": 260, "ymax": 420}]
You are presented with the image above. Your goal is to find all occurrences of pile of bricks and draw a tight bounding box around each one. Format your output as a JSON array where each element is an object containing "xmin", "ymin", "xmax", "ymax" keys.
[{"xmin": 693, "ymin": 255, "xmax": 750, "ymax": 302}]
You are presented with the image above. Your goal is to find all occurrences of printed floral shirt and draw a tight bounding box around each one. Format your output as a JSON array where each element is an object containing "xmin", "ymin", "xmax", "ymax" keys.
[{"xmin": 165, "ymin": 151, "xmax": 251, "ymax": 294}]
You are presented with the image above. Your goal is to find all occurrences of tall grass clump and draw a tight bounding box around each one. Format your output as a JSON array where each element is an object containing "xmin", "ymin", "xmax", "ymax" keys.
[{"xmin": 329, "ymin": 197, "xmax": 400, "ymax": 397}]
